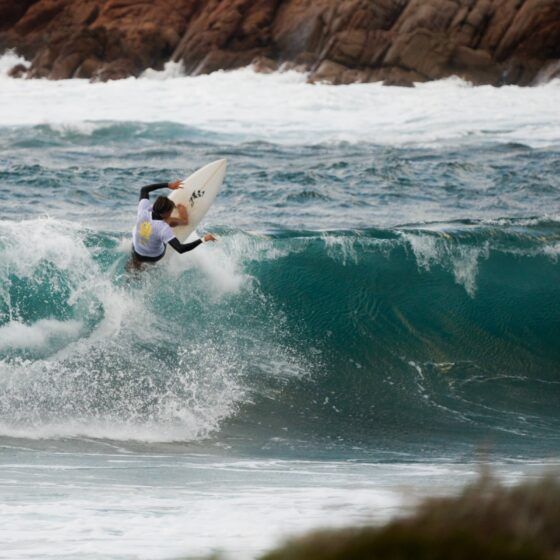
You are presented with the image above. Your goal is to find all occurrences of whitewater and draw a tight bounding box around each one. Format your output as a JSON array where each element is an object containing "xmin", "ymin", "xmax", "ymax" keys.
[
  {"xmin": 1, "ymin": 51, "xmax": 560, "ymax": 148},
  {"xmin": 0, "ymin": 51, "xmax": 559, "ymax": 559}
]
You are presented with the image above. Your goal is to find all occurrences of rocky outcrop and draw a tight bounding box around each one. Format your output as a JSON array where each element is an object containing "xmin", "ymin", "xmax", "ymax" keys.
[{"xmin": 1, "ymin": 0, "xmax": 559, "ymax": 85}]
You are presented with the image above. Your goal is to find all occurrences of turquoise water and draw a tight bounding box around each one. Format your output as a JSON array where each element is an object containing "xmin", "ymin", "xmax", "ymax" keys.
[
  {"xmin": 0, "ymin": 65, "xmax": 559, "ymax": 558},
  {"xmin": 1, "ymin": 121, "xmax": 558, "ymax": 458}
]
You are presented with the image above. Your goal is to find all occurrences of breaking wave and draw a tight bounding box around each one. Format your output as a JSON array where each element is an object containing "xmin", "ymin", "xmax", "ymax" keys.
[{"xmin": 0, "ymin": 218, "xmax": 558, "ymax": 451}]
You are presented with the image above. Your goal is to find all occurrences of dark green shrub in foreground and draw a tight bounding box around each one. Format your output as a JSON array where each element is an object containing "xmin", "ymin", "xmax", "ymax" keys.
[{"xmin": 260, "ymin": 474, "xmax": 560, "ymax": 560}]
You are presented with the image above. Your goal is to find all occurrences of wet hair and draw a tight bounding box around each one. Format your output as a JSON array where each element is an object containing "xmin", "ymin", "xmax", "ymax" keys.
[{"xmin": 153, "ymin": 196, "xmax": 175, "ymax": 218}]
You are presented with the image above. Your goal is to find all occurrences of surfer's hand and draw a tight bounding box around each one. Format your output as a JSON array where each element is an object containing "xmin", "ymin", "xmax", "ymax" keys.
[
  {"xmin": 203, "ymin": 234, "xmax": 217, "ymax": 243},
  {"xmin": 168, "ymin": 180, "xmax": 182, "ymax": 190},
  {"xmin": 177, "ymin": 204, "xmax": 188, "ymax": 219}
]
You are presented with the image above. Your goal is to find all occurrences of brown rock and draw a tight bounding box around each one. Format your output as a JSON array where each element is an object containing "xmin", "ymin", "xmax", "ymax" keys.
[
  {"xmin": 473, "ymin": 0, "xmax": 512, "ymax": 49},
  {"xmin": 74, "ymin": 57, "xmax": 103, "ymax": 79},
  {"xmin": 7, "ymin": 63, "xmax": 29, "ymax": 78},
  {"xmin": 369, "ymin": 65, "xmax": 425, "ymax": 86},
  {"xmin": 495, "ymin": 0, "xmax": 560, "ymax": 60},
  {"xmin": 0, "ymin": 0, "xmax": 559, "ymax": 86},
  {"xmin": 384, "ymin": 30, "xmax": 454, "ymax": 80},
  {"xmin": 326, "ymin": 29, "xmax": 393, "ymax": 68},
  {"xmin": 272, "ymin": 2, "xmax": 327, "ymax": 58},
  {"xmin": 450, "ymin": 45, "xmax": 501, "ymax": 85},
  {"xmin": 308, "ymin": 60, "xmax": 346, "ymax": 84},
  {"xmin": 452, "ymin": 0, "xmax": 495, "ymax": 48},
  {"xmin": 532, "ymin": 60, "xmax": 560, "ymax": 84},
  {"xmin": 309, "ymin": 59, "xmax": 370, "ymax": 85},
  {"xmin": 27, "ymin": 47, "xmax": 58, "ymax": 78},
  {"xmin": 393, "ymin": 0, "xmax": 460, "ymax": 35},
  {"xmin": 50, "ymin": 52, "xmax": 83, "ymax": 79},
  {"xmin": 0, "ymin": 0, "xmax": 38, "ymax": 32},
  {"xmin": 280, "ymin": 53, "xmax": 316, "ymax": 74},
  {"xmin": 382, "ymin": 76, "xmax": 415, "ymax": 87},
  {"xmin": 94, "ymin": 58, "xmax": 141, "ymax": 81},
  {"xmin": 13, "ymin": 0, "xmax": 67, "ymax": 36},
  {"xmin": 252, "ymin": 55, "xmax": 279, "ymax": 73},
  {"xmin": 172, "ymin": 0, "xmax": 279, "ymax": 74}
]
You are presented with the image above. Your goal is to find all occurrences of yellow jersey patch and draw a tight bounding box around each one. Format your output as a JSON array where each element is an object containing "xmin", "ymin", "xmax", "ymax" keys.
[{"xmin": 139, "ymin": 221, "xmax": 152, "ymax": 243}]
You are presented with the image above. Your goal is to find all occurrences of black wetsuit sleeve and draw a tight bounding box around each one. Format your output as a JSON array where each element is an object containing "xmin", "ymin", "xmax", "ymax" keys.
[
  {"xmin": 168, "ymin": 237, "xmax": 203, "ymax": 254},
  {"xmin": 139, "ymin": 182, "xmax": 169, "ymax": 200}
]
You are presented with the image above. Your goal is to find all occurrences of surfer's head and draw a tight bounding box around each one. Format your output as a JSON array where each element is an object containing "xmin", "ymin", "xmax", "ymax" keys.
[{"xmin": 153, "ymin": 196, "xmax": 175, "ymax": 219}]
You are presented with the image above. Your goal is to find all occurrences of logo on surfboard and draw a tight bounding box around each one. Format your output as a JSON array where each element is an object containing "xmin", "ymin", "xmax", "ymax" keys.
[{"xmin": 189, "ymin": 188, "xmax": 205, "ymax": 207}]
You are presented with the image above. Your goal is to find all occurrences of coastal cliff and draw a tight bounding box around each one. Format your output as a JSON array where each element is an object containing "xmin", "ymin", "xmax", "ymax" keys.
[{"xmin": 1, "ymin": 0, "xmax": 559, "ymax": 85}]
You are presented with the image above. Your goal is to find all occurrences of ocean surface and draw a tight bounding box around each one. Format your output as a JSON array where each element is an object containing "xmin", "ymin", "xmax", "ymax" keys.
[{"xmin": 0, "ymin": 52, "xmax": 559, "ymax": 559}]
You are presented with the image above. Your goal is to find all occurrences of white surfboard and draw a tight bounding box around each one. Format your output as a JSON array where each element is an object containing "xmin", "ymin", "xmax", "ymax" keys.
[{"xmin": 168, "ymin": 159, "xmax": 227, "ymax": 242}]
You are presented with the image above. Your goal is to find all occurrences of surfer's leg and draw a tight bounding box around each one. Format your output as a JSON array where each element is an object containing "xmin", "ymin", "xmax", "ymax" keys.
[
  {"xmin": 126, "ymin": 248, "xmax": 165, "ymax": 272},
  {"xmin": 126, "ymin": 251, "xmax": 145, "ymax": 273},
  {"xmin": 126, "ymin": 258, "xmax": 142, "ymax": 272}
]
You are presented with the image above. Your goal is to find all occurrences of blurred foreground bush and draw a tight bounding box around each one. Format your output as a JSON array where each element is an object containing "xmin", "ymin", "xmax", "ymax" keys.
[{"xmin": 260, "ymin": 474, "xmax": 560, "ymax": 560}]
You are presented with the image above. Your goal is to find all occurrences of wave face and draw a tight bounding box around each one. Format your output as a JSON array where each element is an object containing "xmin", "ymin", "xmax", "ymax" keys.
[
  {"xmin": 1, "ymin": 219, "xmax": 558, "ymax": 454},
  {"xmin": 0, "ymin": 60, "xmax": 559, "ymax": 457}
]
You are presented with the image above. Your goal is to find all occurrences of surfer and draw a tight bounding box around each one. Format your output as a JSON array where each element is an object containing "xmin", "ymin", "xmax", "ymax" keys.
[{"xmin": 129, "ymin": 180, "xmax": 216, "ymax": 269}]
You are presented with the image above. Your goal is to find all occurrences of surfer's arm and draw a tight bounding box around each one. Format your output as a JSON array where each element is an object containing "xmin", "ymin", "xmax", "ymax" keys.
[
  {"xmin": 167, "ymin": 203, "xmax": 189, "ymax": 227},
  {"xmin": 167, "ymin": 234, "xmax": 216, "ymax": 254},
  {"xmin": 139, "ymin": 180, "xmax": 181, "ymax": 200},
  {"xmin": 168, "ymin": 237, "xmax": 203, "ymax": 254},
  {"xmin": 139, "ymin": 182, "xmax": 169, "ymax": 200}
]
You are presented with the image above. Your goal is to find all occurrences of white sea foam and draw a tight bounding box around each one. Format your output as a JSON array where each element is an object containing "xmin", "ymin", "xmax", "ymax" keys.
[
  {"xmin": 0, "ymin": 218, "xmax": 135, "ymax": 349},
  {"xmin": 0, "ymin": 218, "xmax": 314, "ymax": 443},
  {"xmin": 48, "ymin": 121, "xmax": 102, "ymax": 136},
  {"xmin": 403, "ymin": 232, "xmax": 489, "ymax": 296},
  {"xmin": 0, "ymin": 49, "xmax": 26, "ymax": 76},
  {"xmin": 542, "ymin": 242, "xmax": 560, "ymax": 260},
  {"xmin": 0, "ymin": 453, "xmax": 553, "ymax": 560},
  {"xmin": 223, "ymin": 232, "xmax": 299, "ymax": 262},
  {"xmin": 166, "ymin": 235, "xmax": 249, "ymax": 296},
  {"xmin": 323, "ymin": 234, "xmax": 359, "ymax": 265},
  {"xmin": 0, "ymin": 217, "xmax": 90, "ymax": 275},
  {"xmin": 141, "ymin": 60, "xmax": 186, "ymax": 80},
  {"xmin": 0, "ymin": 319, "xmax": 83, "ymax": 350},
  {"xmin": 1, "ymin": 52, "xmax": 559, "ymax": 147},
  {"xmin": 0, "ymin": 218, "xmax": 244, "ymax": 441},
  {"xmin": 0, "ymin": 456, "xmax": 412, "ymax": 560}
]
